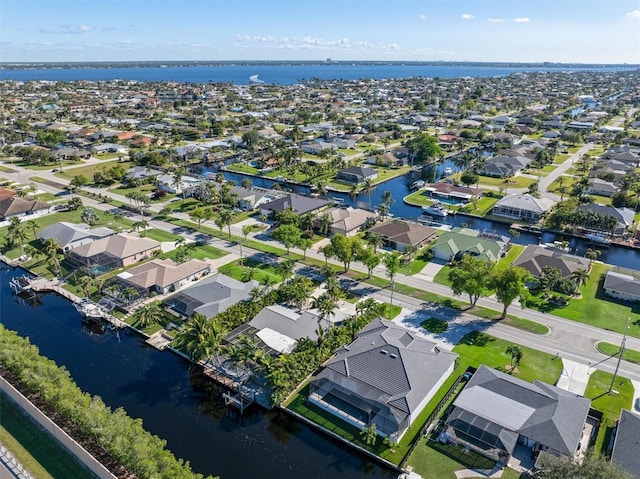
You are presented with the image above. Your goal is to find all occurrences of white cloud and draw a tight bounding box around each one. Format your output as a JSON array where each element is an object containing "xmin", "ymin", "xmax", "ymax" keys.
[
  {"xmin": 419, "ymin": 14, "xmax": 426, "ymax": 21},
  {"xmin": 488, "ymin": 18, "xmax": 505, "ymax": 23},
  {"xmin": 230, "ymin": 35, "xmax": 399, "ymax": 52},
  {"xmin": 39, "ymin": 24, "xmax": 95, "ymax": 34},
  {"xmin": 513, "ymin": 17, "xmax": 531, "ymax": 23},
  {"xmin": 627, "ymin": 10, "xmax": 640, "ymax": 19},
  {"xmin": 461, "ymin": 14, "xmax": 474, "ymax": 20}
]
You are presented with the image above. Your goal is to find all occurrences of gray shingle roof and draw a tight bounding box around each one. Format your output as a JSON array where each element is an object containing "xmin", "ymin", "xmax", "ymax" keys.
[
  {"xmin": 261, "ymin": 193, "xmax": 331, "ymax": 215},
  {"xmin": 449, "ymin": 365, "xmax": 590, "ymax": 456},
  {"xmin": 604, "ymin": 271, "xmax": 640, "ymax": 297},
  {"xmin": 39, "ymin": 222, "xmax": 114, "ymax": 250},
  {"xmin": 512, "ymin": 245, "xmax": 590, "ymax": 278},
  {"xmin": 611, "ymin": 409, "xmax": 640, "ymax": 478}
]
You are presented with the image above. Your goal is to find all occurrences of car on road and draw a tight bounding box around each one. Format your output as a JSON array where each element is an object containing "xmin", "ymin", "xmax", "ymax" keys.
[
  {"xmin": 51, "ymin": 168, "xmax": 59, "ymax": 172},
  {"xmin": 635, "ymin": 397, "xmax": 640, "ymax": 412}
]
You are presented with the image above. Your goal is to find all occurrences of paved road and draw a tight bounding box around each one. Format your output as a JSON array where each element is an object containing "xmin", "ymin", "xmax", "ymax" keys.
[{"xmin": 5, "ymin": 157, "xmax": 640, "ymax": 383}]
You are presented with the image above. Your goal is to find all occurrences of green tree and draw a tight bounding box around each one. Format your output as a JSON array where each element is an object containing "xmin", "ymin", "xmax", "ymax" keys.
[
  {"xmin": 25, "ymin": 219, "xmax": 41, "ymax": 240},
  {"xmin": 359, "ymin": 422, "xmax": 378, "ymax": 446},
  {"xmin": 506, "ymin": 344, "xmax": 523, "ymax": 371},
  {"xmin": 42, "ymin": 238, "xmax": 61, "ymax": 277},
  {"xmin": 538, "ymin": 452, "xmax": 632, "ymax": 479},
  {"xmin": 362, "ymin": 251, "xmax": 381, "ymax": 278},
  {"xmin": 491, "ymin": 266, "xmax": 531, "ymax": 320},
  {"xmin": 448, "ymin": 255, "xmax": 493, "ymax": 308},
  {"xmin": 7, "ymin": 217, "xmax": 28, "ymax": 257},
  {"xmin": 404, "ymin": 132, "xmax": 443, "ymax": 166},
  {"xmin": 172, "ymin": 313, "xmax": 225, "ymax": 364},
  {"xmin": 81, "ymin": 207, "xmax": 99, "ymax": 226},
  {"xmin": 297, "ymin": 237, "xmax": 313, "ymax": 259},
  {"xmin": 216, "ymin": 208, "xmax": 234, "ymax": 238},
  {"xmin": 365, "ymin": 232, "xmax": 384, "ymax": 254},
  {"xmin": 70, "ymin": 174, "xmax": 89, "ymax": 191},
  {"xmin": 272, "ymin": 224, "xmax": 302, "ymax": 253},
  {"xmin": 460, "ymin": 170, "xmax": 478, "ymax": 187},
  {"xmin": 329, "ymin": 234, "xmax": 362, "ymax": 272}
]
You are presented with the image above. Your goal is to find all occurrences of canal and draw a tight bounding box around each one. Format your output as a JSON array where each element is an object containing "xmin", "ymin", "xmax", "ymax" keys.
[
  {"xmin": 221, "ymin": 169, "xmax": 640, "ymax": 270},
  {"xmin": 0, "ymin": 266, "xmax": 395, "ymax": 479}
]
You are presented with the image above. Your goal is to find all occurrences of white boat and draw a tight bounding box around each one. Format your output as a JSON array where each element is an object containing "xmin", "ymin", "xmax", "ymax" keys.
[
  {"xmin": 422, "ymin": 202, "xmax": 449, "ymax": 217},
  {"xmin": 249, "ymin": 75, "xmax": 265, "ymax": 84},
  {"xmin": 74, "ymin": 298, "xmax": 105, "ymax": 320},
  {"xmin": 443, "ymin": 167, "xmax": 453, "ymax": 175},
  {"xmin": 585, "ymin": 233, "xmax": 611, "ymax": 245},
  {"xmin": 410, "ymin": 180, "xmax": 425, "ymax": 190}
]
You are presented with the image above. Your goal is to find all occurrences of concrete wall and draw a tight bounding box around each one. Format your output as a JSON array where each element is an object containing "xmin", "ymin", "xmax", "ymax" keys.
[{"xmin": 0, "ymin": 376, "xmax": 117, "ymax": 479}]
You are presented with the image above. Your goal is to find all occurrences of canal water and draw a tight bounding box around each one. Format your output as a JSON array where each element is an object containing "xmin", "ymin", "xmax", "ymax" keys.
[
  {"xmin": 221, "ymin": 170, "xmax": 640, "ymax": 270},
  {"xmin": 0, "ymin": 266, "xmax": 395, "ymax": 479}
]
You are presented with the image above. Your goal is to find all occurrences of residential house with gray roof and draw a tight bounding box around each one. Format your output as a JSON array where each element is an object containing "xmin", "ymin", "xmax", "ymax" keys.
[
  {"xmin": 164, "ymin": 273, "xmax": 258, "ymax": 319},
  {"xmin": 0, "ymin": 196, "xmax": 51, "ymax": 220},
  {"xmin": 260, "ymin": 193, "xmax": 331, "ymax": 217},
  {"xmin": 309, "ymin": 318, "xmax": 457, "ymax": 442},
  {"xmin": 611, "ymin": 409, "xmax": 640, "ymax": 478},
  {"xmin": 512, "ymin": 245, "xmax": 590, "ymax": 279},
  {"xmin": 368, "ymin": 220, "xmax": 438, "ymax": 251},
  {"xmin": 39, "ymin": 221, "xmax": 115, "ymax": 252},
  {"xmin": 603, "ymin": 271, "xmax": 640, "ymax": 302},
  {"xmin": 445, "ymin": 365, "xmax": 591, "ymax": 463},
  {"xmin": 576, "ymin": 204, "xmax": 635, "ymax": 236},
  {"xmin": 492, "ymin": 194, "xmax": 553, "ymax": 223},
  {"xmin": 337, "ymin": 166, "xmax": 378, "ymax": 184},
  {"xmin": 326, "ymin": 206, "xmax": 378, "ymax": 237}
]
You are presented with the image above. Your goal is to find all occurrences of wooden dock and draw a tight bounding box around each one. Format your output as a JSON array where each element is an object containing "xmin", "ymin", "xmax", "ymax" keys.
[{"xmin": 145, "ymin": 330, "xmax": 173, "ymax": 350}]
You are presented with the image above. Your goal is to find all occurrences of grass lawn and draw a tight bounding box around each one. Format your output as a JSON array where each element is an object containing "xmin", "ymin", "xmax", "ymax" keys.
[
  {"xmin": 433, "ymin": 264, "xmax": 453, "ymax": 287},
  {"xmin": 218, "ymin": 258, "xmax": 282, "ymax": 284},
  {"xmin": 142, "ymin": 228, "xmax": 183, "ymax": 243},
  {"xmin": 584, "ymin": 370, "xmax": 634, "ymax": 453},
  {"xmin": 385, "ymin": 304, "xmax": 402, "ymax": 319},
  {"xmin": 494, "ymin": 245, "xmax": 524, "ymax": 272},
  {"xmin": 398, "ymin": 248, "xmax": 432, "ymax": 275},
  {"xmin": 163, "ymin": 244, "xmax": 227, "ymax": 262},
  {"xmin": 597, "ymin": 342, "xmax": 640, "ymax": 365},
  {"xmin": 545, "ymin": 263, "xmax": 640, "ymax": 338},
  {"xmin": 56, "ymin": 160, "xmax": 132, "ymax": 181},
  {"xmin": 453, "ymin": 331, "xmax": 563, "ymax": 384},
  {"xmin": 404, "ymin": 189, "xmax": 436, "ymax": 207},
  {"xmin": 421, "ymin": 317, "xmax": 448, "ymax": 334},
  {"xmin": 476, "ymin": 175, "xmax": 536, "ymax": 189},
  {"xmin": 126, "ymin": 307, "xmax": 185, "ymax": 336},
  {"xmin": 0, "ymin": 391, "xmax": 94, "ymax": 479},
  {"xmin": 457, "ymin": 196, "xmax": 499, "ymax": 216}
]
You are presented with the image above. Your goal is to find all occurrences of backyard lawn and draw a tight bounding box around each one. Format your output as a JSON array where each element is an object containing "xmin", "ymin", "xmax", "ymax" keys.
[
  {"xmin": 584, "ymin": 370, "xmax": 634, "ymax": 453},
  {"xmin": 545, "ymin": 263, "xmax": 640, "ymax": 338},
  {"xmin": 218, "ymin": 258, "xmax": 282, "ymax": 284}
]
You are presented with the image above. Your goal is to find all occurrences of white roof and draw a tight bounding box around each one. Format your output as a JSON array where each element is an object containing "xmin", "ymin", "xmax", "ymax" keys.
[{"xmin": 257, "ymin": 327, "xmax": 297, "ymax": 354}]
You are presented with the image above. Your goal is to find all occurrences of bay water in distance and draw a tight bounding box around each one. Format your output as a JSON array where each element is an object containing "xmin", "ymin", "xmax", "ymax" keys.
[{"xmin": 0, "ymin": 62, "xmax": 620, "ymax": 84}]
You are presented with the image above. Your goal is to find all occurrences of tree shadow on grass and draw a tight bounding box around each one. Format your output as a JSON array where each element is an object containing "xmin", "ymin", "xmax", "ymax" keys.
[{"xmin": 457, "ymin": 330, "xmax": 496, "ymax": 347}]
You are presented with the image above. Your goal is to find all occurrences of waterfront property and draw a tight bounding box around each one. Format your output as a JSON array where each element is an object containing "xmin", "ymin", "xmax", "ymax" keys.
[
  {"xmin": 65, "ymin": 233, "xmax": 161, "ymax": 274},
  {"xmin": 603, "ymin": 270, "xmax": 640, "ymax": 302},
  {"xmin": 430, "ymin": 227, "xmax": 507, "ymax": 262},
  {"xmin": 326, "ymin": 206, "xmax": 378, "ymax": 236},
  {"xmin": 163, "ymin": 272, "xmax": 258, "ymax": 318},
  {"xmin": 610, "ymin": 409, "xmax": 640, "ymax": 478},
  {"xmin": 260, "ymin": 193, "xmax": 331, "ymax": 217},
  {"xmin": 225, "ymin": 304, "xmax": 331, "ymax": 355},
  {"xmin": 368, "ymin": 220, "xmax": 438, "ymax": 251},
  {"xmin": 576, "ymin": 204, "xmax": 635, "ymax": 236},
  {"xmin": 423, "ymin": 182, "xmax": 482, "ymax": 204},
  {"xmin": 491, "ymin": 194, "xmax": 553, "ymax": 223},
  {"xmin": 38, "ymin": 221, "xmax": 115, "ymax": 252},
  {"xmin": 308, "ymin": 318, "xmax": 457, "ymax": 442},
  {"xmin": 336, "ymin": 166, "xmax": 378, "ymax": 184},
  {"xmin": 110, "ymin": 258, "xmax": 211, "ymax": 296},
  {"xmin": 444, "ymin": 365, "xmax": 591, "ymax": 464}
]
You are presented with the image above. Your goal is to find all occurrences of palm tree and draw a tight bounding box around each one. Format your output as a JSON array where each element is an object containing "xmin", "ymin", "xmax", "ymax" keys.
[
  {"xmin": 366, "ymin": 232, "xmax": 384, "ymax": 254},
  {"xmin": 506, "ymin": 345, "xmax": 523, "ymax": 372},
  {"xmin": 241, "ymin": 266, "xmax": 256, "ymax": 282},
  {"xmin": 173, "ymin": 313, "xmax": 225, "ymax": 364},
  {"xmin": 572, "ymin": 268, "xmax": 590, "ymax": 288},
  {"xmin": 25, "ymin": 219, "xmax": 40, "ymax": 240},
  {"xmin": 217, "ymin": 208, "xmax": 234, "ymax": 238},
  {"xmin": 7, "ymin": 217, "xmax": 28, "ymax": 257},
  {"xmin": 585, "ymin": 248, "xmax": 601, "ymax": 265},
  {"xmin": 383, "ymin": 251, "xmax": 401, "ymax": 317},
  {"xmin": 349, "ymin": 183, "xmax": 359, "ymax": 202},
  {"xmin": 81, "ymin": 207, "xmax": 99, "ymax": 226},
  {"xmin": 78, "ymin": 275, "xmax": 95, "ymax": 299},
  {"xmin": 42, "ymin": 238, "xmax": 61, "ymax": 277},
  {"xmin": 381, "ymin": 190, "xmax": 394, "ymax": 211},
  {"xmin": 133, "ymin": 302, "xmax": 164, "ymax": 328},
  {"xmin": 276, "ymin": 259, "xmax": 295, "ymax": 282},
  {"xmin": 239, "ymin": 224, "xmax": 254, "ymax": 266},
  {"xmin": 361, "ymin": 178, "xmax": 374, "ymax": 210},
  {"xmin": 312, "ymin": 293, "xmax": 337, "ymax": 324}
]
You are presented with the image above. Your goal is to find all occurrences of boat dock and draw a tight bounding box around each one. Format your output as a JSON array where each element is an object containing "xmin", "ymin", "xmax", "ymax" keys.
[{"xmin": 145, "ymin": 330, "xmax": 173, "ymax": 350}]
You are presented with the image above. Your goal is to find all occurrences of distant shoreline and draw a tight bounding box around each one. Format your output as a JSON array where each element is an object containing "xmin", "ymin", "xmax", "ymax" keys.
[{"xmin": 1, "ymin": 60, "xmax": 638, "ymax": 71}]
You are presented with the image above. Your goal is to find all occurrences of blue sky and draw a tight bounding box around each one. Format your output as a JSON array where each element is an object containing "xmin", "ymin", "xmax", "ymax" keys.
[{"xmin": 1, "ymin": 0, "xmax": 639, "ymax": 63}]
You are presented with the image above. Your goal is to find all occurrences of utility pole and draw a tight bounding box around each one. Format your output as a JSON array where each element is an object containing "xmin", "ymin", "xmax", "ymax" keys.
[{"xmin": 609, "ymin": 317, "xmax": 631, "ymax": 394}]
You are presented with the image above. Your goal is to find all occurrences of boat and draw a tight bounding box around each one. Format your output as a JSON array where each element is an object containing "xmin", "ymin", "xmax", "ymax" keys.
[
  {"xmin": 249, "ymin": 75, "xmax": 265, "ymax": 84},
  {"xmin": 443, "ymin": 167, "xmax": 453, "ymax": 175},
  {"xmin": 410, "ymin": 180, "xmax": 425, "ymax": 190},
  {"xmin": 74, "ymin": 298, "xmax": 105, "ymax": 320},
  {"xmin": 422, "ymin": 202, "xmax": 449, "ymax": 217},
  {"xmin": 585, "ymin": 233, "xmax": 612, "ymax": 246}
]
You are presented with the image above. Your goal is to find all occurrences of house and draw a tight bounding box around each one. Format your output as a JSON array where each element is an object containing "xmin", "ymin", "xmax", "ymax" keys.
[
  {"xmin": 309, "ymin": 318, "xmax": 457, "ymax": 442},
  {"xmin": 125, "ymin": 166, "xmax": 164, "ymax": 181},
  {"xmin": 512, "ymin": 245, "xmax": 591, "ymax": 279},
  {"xmin": 430, "ymin": 228, "xmax": 507, "ymax": 262},
  {"xmin": 65, "ymin": 233, "xmax": 161, "ymax": 274},
  {"xmin": 90, "ymin": 143, "xmax": 128, "ymax": 154},
  {"xmin": 492, "ymin": 194, "xmax": 553, "ymax": 223},
  {"xmin": 445, "ymin": 365, "xmax": 591, "ymax": 463},
  {"xmin": 326, "ymin": 207, "xmax": 378, "ymax": 237},
  {"xmin": 481, "ymin": 155, "xmax": 531, "ymax": 177},
  {"xmin": 424, "ymin": 183, "xmax": 482, "ymax": 204},
  {"xmin": 300, "ymin": 141, "xmax": 336, "ymax": 155},
  {"xmin": 230, "ymin": 186, "xmax": 280, "ymax": 211},
  {"xmin": 586, "ymin": 178, "xmax": 618, "ymax": 197},
  {"xmin": 336, "ymin": 166, "xmax": 378, "ymax": 184},
  {"xmin": 0, "ymin": 188, "xmax": 17, "ymax": 202},
  {"xmin": 368, "ymin": 220, "xmax": 438, "ymax": 251},
  {"xmin": 611, "ymin": 410, "xmax": 640, "ymax": 478},
  {"xmin": 156, "ymin": 173, "xmax": 201, "ymax": 196},
  {"xmin": 163, "ymin": 273, "xmax": 258, "ymax": 318},
  {"xmin": 603, "ymin": 271, "xmax": 640, "ymax": 302},
  {"xmin": 50, "ymin": 147, "xmax": 91, "ymax": 160},
  {"xmin": 112, "ymin": 258, "xmax": 211, "ymax": 296},
  {"xmin": 39, "ymin": 222, "xmax": 115, "ymax": 252},
  {"xmin": 576, "ymin": 204, "xmax": 635, "ymax": 236},
  {"xmin": 260, "ymin": 193, "xmax": 331, "ymax": 217},
  {"xmin": 225, "ymin": 304, "xmax": 331, "ymax": 355},
  {"xmin": 0, "ymin": 197, "xmax": 51, "ymax": 220}
]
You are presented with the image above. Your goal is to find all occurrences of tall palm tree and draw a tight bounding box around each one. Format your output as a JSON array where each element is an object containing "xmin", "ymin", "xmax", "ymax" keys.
[
  {"xmin": 173, "ymin": 313, "xmax": 225, "ymax": 364},
  {"xmin": 571, "ymin": 268, "xmax": 590, "ymax": 289},
  {"xmin": 312, "ymin": 293, "xmax": 337, "ymax": 325},
  {"xmin": 383, "ymin": 251, "xmax": 401, "ymax": 317},
  {"xmin": 349, "ymin": 183, "xmax": 359, "ymax": 202},
  {"xmin": 25, "ymin": 219, "xmax": 40, "ymax": 241},
  {"xmin": 217, "ymin": 208, "xmax": 234, "ymax": 238},
  {"xmin": 133, "ymin": 302, "xmax": 164, "ymax": 328},
  {"xmin": 585, "ymin": 248, "xmax": 601, "ymax": 265},
  {"xmin": 366, "ymin": 232, "xmax": 384, "ymax": 254},
  {"xmin": 42, "ymin": 238, "xmax": 61, "ymax": 278},
  {"xmin": 361, "ymin": 178, "xmax": 374, "ymax": 210},
  {"xmin": 7, "ymin": 217, "xmax": 28, "ymax": 257}
]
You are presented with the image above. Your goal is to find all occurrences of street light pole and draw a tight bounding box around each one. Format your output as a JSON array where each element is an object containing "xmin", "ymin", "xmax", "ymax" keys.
[{"xmin": 609, "ymin": 317, "xmax": 631, "ymax": 394}]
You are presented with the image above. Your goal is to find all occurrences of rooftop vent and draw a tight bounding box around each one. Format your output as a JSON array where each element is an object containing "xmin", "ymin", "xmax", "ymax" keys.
[
  {"xmin": 390, "ymin": 354, "xmax": 398, "ymax": 359},
  {"xmin": 380, "ymin": 349, "xmax": 388, "ymax": 355}
]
